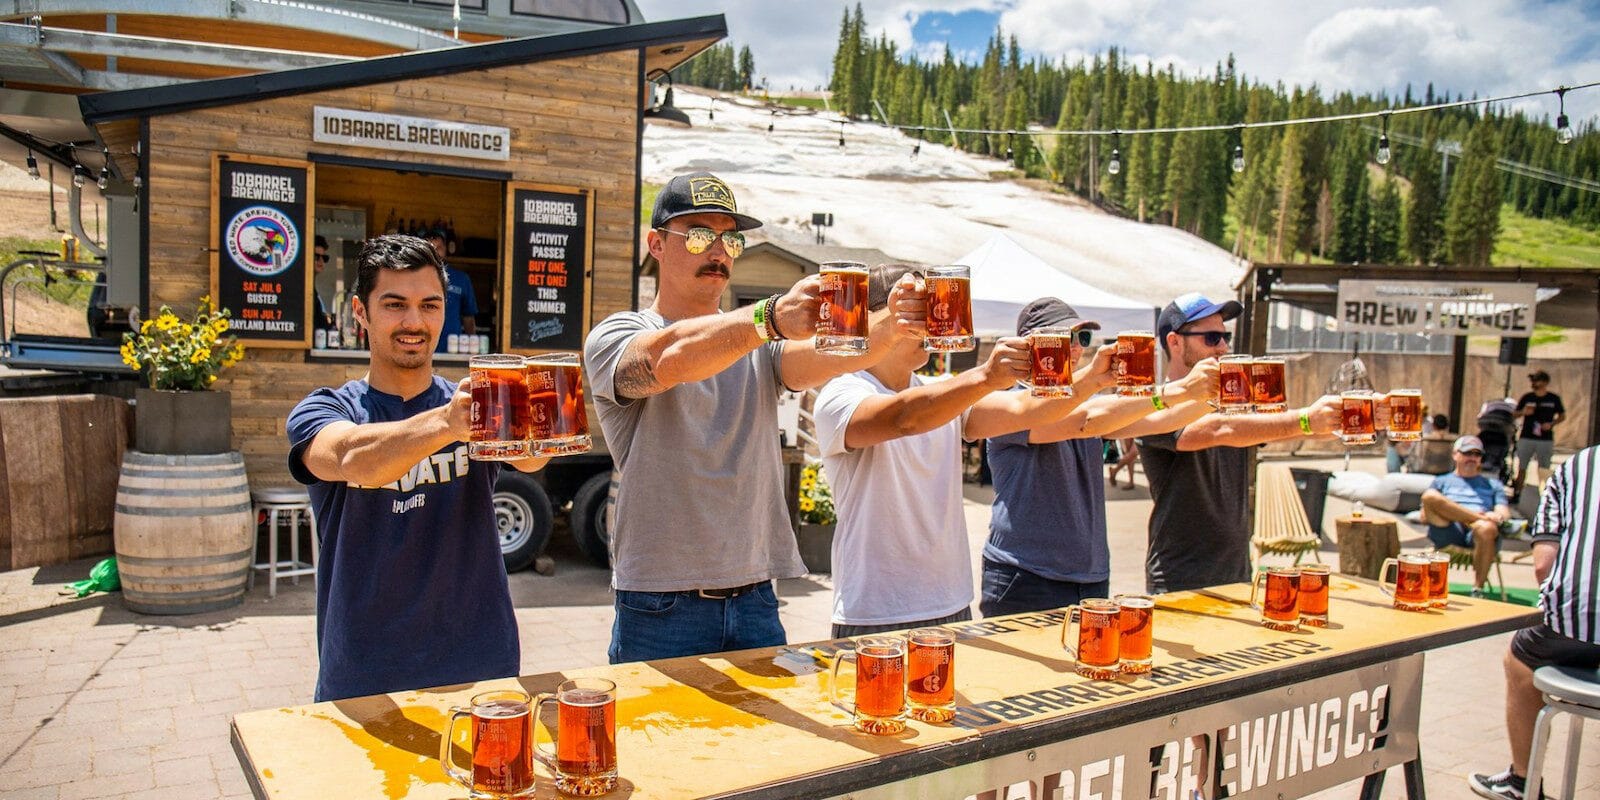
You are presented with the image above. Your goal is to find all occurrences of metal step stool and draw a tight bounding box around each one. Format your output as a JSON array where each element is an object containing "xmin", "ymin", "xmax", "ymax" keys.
[
  {"xmin": 1527, "ymin": 665, "xmax": 1600, "ymax": 800},
  {"xmin": 248, "ymin": 487, "xmax": 318, "ymax": 599}
]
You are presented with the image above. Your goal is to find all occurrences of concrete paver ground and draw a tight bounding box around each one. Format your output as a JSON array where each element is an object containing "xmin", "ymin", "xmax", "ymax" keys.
[{"xmin": 0, "ymin": 455, "xmax": 1594, "ymax": 799}]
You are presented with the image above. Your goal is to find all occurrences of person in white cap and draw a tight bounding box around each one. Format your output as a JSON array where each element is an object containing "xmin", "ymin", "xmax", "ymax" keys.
[{"xmin": 1420, "ymin": 434, "xmax": 1513, "ymax": 597}]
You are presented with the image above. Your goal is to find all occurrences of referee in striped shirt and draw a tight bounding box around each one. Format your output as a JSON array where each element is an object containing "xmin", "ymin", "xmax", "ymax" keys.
[{"xmin": 1470, "ymin": 445, "xmax": 1600, "ymax": 800}]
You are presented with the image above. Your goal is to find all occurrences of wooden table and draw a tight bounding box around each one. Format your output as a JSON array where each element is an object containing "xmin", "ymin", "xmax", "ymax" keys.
[
  {"xmin": 1336, "ymin": 514, "xmax": 1402, "ymax": 579},
  {"xmin": 231, "ymin": 581, "xmax": 1536, "ymax": 800}
]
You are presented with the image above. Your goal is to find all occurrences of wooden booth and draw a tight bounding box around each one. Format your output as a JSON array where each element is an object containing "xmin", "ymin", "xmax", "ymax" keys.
[{"xmin": 76, "ymin": 16, "xmax": 728, "ymax": 489}]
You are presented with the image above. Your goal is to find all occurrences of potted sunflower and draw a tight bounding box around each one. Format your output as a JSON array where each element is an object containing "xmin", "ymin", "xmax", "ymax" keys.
[
  {"xmin": 796, "ymin": 461, "xmax": 836, "ymax": 573},
  {"xmin": 121, "ymin": 296, "xmax": 245, "ymax": 455}
]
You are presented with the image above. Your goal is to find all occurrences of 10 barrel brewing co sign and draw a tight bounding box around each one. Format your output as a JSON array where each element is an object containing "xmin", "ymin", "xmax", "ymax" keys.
[
  {"xmin": 1336, "ymin": 280, "xmax": 1538, "ymax": 337},
  {"xmin": 504, "ymin": 184, "xmax": 591, "ymax": 351},
  {"xmin": 212, "ymin": 156, "xmax": 311, "ymax": 346}
]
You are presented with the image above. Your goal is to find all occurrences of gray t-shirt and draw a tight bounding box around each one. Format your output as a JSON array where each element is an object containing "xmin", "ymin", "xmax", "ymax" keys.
[
  {"xmin": 584, "ymin": 309, "xmax": 805, "ymax": 592},
  {"xmin": 1136, "ymin": 428, "xmax": 1252, "ymax": 594}
]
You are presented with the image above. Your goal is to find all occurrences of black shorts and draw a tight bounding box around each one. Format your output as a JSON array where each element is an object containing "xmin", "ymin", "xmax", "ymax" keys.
[{"xmin": 1509, "ymin": 622, "xmax": 1600, "ymax": 670}]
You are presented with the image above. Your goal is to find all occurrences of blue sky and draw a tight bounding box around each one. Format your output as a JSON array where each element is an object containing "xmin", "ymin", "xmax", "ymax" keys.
[{"xmin": 634, "ymin": 1, "xmax": 1600, "ymax": 124}]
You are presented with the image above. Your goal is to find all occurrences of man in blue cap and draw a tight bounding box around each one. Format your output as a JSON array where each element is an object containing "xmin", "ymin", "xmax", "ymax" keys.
[{"xmin": 1135, "ymin": 292, "xmax": 1343, "ymax": 593}]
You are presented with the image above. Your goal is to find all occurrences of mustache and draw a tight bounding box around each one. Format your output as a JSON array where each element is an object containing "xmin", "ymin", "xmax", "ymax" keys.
[{"xmin": 696, "ymin": 263, "xmax": 729, "ymax": 278}]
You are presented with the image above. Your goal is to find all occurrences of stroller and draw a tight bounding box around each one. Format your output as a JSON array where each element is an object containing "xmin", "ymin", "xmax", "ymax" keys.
[{"xmin": 1475, "ymin": 399, "xmax": 1518, "ymax": 481}]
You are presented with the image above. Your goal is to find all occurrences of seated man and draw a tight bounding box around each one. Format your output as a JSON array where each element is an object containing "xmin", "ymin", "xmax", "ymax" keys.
[{"xmin": 1420, "ymin": 435, "xmax": 1512, "ymax": 597}]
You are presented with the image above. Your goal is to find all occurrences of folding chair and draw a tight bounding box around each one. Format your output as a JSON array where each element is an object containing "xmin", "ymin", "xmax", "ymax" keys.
[{"xmin": 1251, "ymin": 463, "xmax": 1324, "ymax": 570}]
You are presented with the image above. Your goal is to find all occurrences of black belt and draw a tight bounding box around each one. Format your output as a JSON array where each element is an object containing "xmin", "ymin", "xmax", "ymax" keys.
[{"xmin": 695, "ymin": 582, "xmax": 766, "ymax": 600}]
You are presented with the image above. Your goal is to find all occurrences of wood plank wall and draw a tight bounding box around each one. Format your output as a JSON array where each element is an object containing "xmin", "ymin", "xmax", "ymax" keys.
[{"xmin": 144, "ymin": 50, "xmax": 640, "ymax": 488}]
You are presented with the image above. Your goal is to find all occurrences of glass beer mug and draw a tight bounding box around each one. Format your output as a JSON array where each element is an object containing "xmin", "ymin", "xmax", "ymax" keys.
[
  {"xmin": 533, "ymin": 678, "xmax": 618, "ymax": 797},
  {"xmin": 1116, "ymin": 594, "xmax": 1156, "ymax": 675},
  {"xmin": 1250, "ymin": 567, "xmax": 1301, "ymax": 631},
  {"xmin": 1428, "ymin": 551, "xmax": 1451, "ymax": 609},
  {"xmin": 1217, "ymin": 355, "xmax": 1254, "ymax": 414},
  {"xmin": 816, "ymin": 261, "xmax": 871, "ymax": 356},
  {"xmin": 922, "ymin": 265, "xmax": 976, "ymax": 353},
  {"xmin": 1249, "ymin": 357, "xmax": 1287, "ymax": 413},
  {"xmin": 440, "ymin": 689, "xmax": 536, "ymax": 798},
  {"xmin": 1112, "ymin": 331, "xmax": 1157, "ymax": 397},
  {"xmin": 1388, "ymin": 389, "xmax": 1424, "ymax": 442},
  {"xmin": 1297, "ymin": 564, "xmax": 1331, "ymax": 628},
  {"xmin": 1061, "ymin": 598, "xmax": 1122, "ymax": 679},
  {"xmin": 830, "ymin": 635, "xmax": 907, "ymax": 734},
  {"xmin": 1380, "ymin": 554, "xmax": 1433, "ymax": 612},
  {"xmin": 1340, "ymin": 390, "xmax": 1378, "ymax": 446},
  {"xmin": 1025, "ymin": 326, "xmax": 1075, "ymax": 398},
  {"xmin": 525, "ymin": 352, "xmax": 591, "ymax": 457},
  {"xmin": 469, "ymin": 355, "xmax": 531, "ymax": 461},
  {"xmin": 905, "ymin": 627, "xmax": 957, "ymax": 723}
]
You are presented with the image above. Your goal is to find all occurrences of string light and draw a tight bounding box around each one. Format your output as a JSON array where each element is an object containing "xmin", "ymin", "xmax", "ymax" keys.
[
  {"xmin": 25, "ymin": 150, "xmax": 38, "ymax": 179},
  {"xmin": 1555, "ymin": 87, "xmax": 1574, "ymax": 145},
  {"xmin": 767, "ymin": 110, "xmax": 776, "ymax": 134},
  {"xmin": 1107, "ymin": 131, "xmax": 1121, "ymax": 176},
  {"xmin": 1377, "ymin": 113, "xmax": 1392, "ymax": 165},
  {"xmin": 97, "ymin": 148, "xmax": 109, "ymax": 190},
  {"xmin": 911, "ymin": 126, "xmax": 922, "ymax": 160},
  {"xmin": 838, "ymin": 120, "xmax": 845, "ymax": 148},
  {"xmin": 1232, "ymin": 144, "xmax": 1245, "ymax": 173}
]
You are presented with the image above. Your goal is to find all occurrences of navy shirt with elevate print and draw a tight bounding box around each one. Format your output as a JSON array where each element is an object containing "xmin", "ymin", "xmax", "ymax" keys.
[{"xmin": 287, "ymin": 377, "xmax": 518, "ymax": 702}]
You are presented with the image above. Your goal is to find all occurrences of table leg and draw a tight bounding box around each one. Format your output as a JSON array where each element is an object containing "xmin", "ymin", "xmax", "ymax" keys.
[
  {"xmin": 1402, "ymin": 756, "xmax": 1426, "ymax": 800},
  {"xmin": 1359, "ymin": 770, "xmax": 1386, "ymax": 800}
]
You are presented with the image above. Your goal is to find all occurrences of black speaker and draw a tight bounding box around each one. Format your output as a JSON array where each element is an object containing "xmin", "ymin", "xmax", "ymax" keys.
[{"xmin": 1498, "ymin": 336, "xmax": 1529, "ymax": 365}]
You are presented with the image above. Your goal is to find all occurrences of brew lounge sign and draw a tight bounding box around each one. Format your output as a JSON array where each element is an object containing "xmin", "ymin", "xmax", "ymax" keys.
[
  {"xmin": 313, "ymin": 106, "xmax": 510, "ymax": 161},
  {"xmin": 1336, "ymin": 280, "xmax": 1537, "ymax": 337}
]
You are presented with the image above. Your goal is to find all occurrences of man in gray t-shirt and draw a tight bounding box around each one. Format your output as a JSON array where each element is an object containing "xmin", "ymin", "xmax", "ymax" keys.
[{"xmin": 584, "ymin": 171, "xmax": 925, "ymax": 664}]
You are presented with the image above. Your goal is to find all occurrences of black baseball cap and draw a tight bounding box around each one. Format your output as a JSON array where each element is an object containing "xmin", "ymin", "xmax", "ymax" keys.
[
  {"xmin": 1528, "ymin": 369, "xmax": 1551, "ymax": 382},
  {"xmin": 651, "ymin": 171, "xmax": 763, "ymax": 231},
  {"xmin": 1157, "ymin": 292, "xmax": 1243, "ymax": 345},
  {"xmin": 1016, "ymin": 297, "xmax": 1100, "ymax": 337}
]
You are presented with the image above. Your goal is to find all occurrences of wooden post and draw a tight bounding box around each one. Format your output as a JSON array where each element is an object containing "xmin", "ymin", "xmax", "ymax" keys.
[
  {"xmin": 1336, "ymin": 515, "xmax": 1400, "ymax": 579},
  {"xmin": 1448, "ymin": 335, "xmax": 1467, "ymax": 433}
]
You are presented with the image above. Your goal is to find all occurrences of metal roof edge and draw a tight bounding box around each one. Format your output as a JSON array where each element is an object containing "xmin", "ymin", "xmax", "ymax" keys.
[{"xmin": 78, "ymin": 14, "xmax": 727, "ymax": 123}]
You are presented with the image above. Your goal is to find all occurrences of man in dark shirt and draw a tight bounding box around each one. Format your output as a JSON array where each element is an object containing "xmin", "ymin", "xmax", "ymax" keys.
[
  {"xmin": 1511, "ymin": 369, "xmax": 1564, "ymax": 500},
  {"xmin": 1136, "ymin": 293, "xmax": 1341, "ymax": 594}
]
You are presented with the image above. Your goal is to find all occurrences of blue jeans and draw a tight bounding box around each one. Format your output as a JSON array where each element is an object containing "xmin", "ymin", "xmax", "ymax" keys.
[
  {"xmin": 832, "ymin": 607, "xmax": 973, "ymax": 639},
  {"xmin": 980, "ymin": 559, "xmax": 1109, "ymax": 618},
  {"xmin": 609, "ymin": 583, "xmax": 787, "ymax": 664}
]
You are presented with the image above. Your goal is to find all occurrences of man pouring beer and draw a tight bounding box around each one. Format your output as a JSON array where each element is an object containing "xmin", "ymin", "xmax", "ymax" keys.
[
  {"xmin": 1136, "ymin": 292, "xmax": 1343, "ymax": 594},
  {"xmin": 584, "ymin": 172, "xmax": 927, "ymax": 663}
]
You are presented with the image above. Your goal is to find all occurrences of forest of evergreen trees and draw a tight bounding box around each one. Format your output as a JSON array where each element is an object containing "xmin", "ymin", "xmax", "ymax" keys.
[
  {"xmin": 821, "ymin": 5, "xmax": 1597, "ymax": 266},
  {"xmin": 669, "ymin": 42, "xmax": 757, "ymax": 93}
]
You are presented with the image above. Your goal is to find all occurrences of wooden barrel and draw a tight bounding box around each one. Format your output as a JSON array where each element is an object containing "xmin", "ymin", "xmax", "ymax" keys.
[{"xmin": 114, "ymin": 451, "xmax": 253, "ymax": 615}]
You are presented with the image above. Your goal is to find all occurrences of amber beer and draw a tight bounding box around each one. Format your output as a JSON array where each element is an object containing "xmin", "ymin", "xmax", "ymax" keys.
[
  {"xmin": 1250, "ymin": 567, "xmax": 1301, "ymax": 631},
  {"xmin": 525, "ymin": 353, "xmax": 591, "ymax": 457},
  {"xmin": 1116, "ymin": 595, "xmax": 1155, "ymax": 675},
  {"xmin": 470, "ymin": 355, "xmax": 531, "ymax": 461},
  {"xmin": 831, "ymin": 635, "xmax": 907, "ymax": 734},
  {"xmin": 923, "ymin": 265, "xmax": 976, "ymax": 352},
  {"xmin": 533, "ymin": 678, "xmax": 618, "ymax": 796},
  {"xmin": 1218, "ymin": 355, "xmax": 1254, "ymax": 414},
  {"xmin": 1428, "ymin": 552, "xmax": 1451, "ymax": 609},
  {"xmin": 1298, "ymin": 564, "xmax": 1331, "ymax": 627},
  {"xmin": 1061, "ymin": 598, "xmax": 1121, "ymax": 679},
  {"xmin": 1249, "ymin": 356, "xmax": 1287, "ymax": 413},
  {"xmin": 1340, "ymin": 390, "xmax": 1378, "ymax": 446},
  {"xmin": 1113, "ymin": 330, "xmax": 1156, "ymax": 397},
  {"xmin": 905, "ymin": 628, "xmax": 956, "ymax": 723},
  {"xmin": 1027, "ymin": 327, "xmax": 1075, "ymax": 398},
  {"xmin": 816, "ymin": 261, "xmax": 871, "ymax": 356},
  {"xmin": 440, "ymin": 690, "xmax": 536, "ymax": 798},
  {"xmin": 1388, "ymin": 389, "xmax": 1424, "ymax": 442},
  {"xmin": 1380, "ymin": 554, "xmax": 1432, "ymax": 612}
]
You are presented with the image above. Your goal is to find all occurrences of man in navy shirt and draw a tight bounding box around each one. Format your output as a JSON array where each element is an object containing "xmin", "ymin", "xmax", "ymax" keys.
[
  {"xmin": 1421, "ymin": 434, "xmax": 1512, "ymax": 598},
  {"xmin": 287, "ymin": 234, "xmax": 547, "ymax": 701},
  {"xmin": 425, "ymin": 229, "xmax": 478, "ymax": 352}
]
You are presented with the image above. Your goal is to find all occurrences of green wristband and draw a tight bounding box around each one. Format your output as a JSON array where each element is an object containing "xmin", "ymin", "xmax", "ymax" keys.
[
  {"xmin": 753, "ymin": 299, "xmax": 772, "ymax": 342},
  {"xmin": 1151, "ymin": 391, "xmax": 1166, "ymax": 411},
  {"xmin": 1299, "ymin": 409, "xmax": 1313, "ymax": 436}
]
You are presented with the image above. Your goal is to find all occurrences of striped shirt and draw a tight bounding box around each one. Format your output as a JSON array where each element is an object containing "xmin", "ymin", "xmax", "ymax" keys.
[{"xmin": 1532, "ymin": 445, "xmax": 1599, "ymax": 643}]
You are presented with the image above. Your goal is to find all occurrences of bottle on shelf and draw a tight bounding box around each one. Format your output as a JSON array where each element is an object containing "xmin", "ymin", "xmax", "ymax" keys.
[{"xmin": 383, "ymin": 208, "xmax": 398, "ymax": 235}]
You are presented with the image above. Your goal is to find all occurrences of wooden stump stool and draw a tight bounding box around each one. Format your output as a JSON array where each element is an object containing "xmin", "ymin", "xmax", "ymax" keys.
[{"xmin": 1336, "ymin": 515, "xmax": 1400, "ymax": 579}]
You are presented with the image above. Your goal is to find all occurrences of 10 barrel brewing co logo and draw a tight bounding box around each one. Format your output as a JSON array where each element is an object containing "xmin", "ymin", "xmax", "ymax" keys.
[{"xmin": 225, "ymin": 205, "xmax": 299, "ymax": 277}]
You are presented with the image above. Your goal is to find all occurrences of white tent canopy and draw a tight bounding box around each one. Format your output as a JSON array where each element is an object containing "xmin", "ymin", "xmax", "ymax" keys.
[{"xmin": 957, "ymin": 234, "xmax": 1157, "ymax": 338}]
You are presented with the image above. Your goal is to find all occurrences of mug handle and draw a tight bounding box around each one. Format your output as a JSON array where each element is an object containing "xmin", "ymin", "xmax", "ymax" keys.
[
  {"xmin": 531, "ymin": 693, "xmax": 558, "ymax": 772},
  {"xmin": 1378, "ymin": 558, "xmax": 1399, "ymax": 597},
  {"xmin": 1248, "ymin": 571, "xmax": 1268, "ymax": 610},
  {"xmin": 438, "ymin": 705, "xmax": 472, "ymax": 788},
  {"xmin": 1059, "ymin": 605, "xmax": 1081, "ymax": 659},
  {"xmin": 829, "ymin": 650, "xmax": 858, "ymax": 716}
]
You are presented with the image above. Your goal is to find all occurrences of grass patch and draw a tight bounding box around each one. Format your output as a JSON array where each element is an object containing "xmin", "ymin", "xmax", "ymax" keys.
[
  {"xmin": 1493, "ymin": 206, "xmax": 1600, "ymax": 267},
  {"xmin": 639, "ymin": 182, "xmax": 662, "ymax": 230},
  {"xmin": 770, "ymin": 96, "xmax": 829, "ymax": 111},
  {"xmin": 0, "ymin": 235, "xmax": 96, "ymax": 307}
]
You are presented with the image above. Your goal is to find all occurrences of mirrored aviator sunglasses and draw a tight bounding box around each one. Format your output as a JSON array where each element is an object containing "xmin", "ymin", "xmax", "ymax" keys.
[
  {"xmin": 1075, "ymin": 329, "xmax": 1095, "ymax": 348},
  {"xmin": 664, "ymin": 227, "xmax": 745, "ymax": 258}
]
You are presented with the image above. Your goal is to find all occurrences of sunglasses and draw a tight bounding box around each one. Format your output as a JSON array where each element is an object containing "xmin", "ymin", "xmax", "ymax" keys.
[
  {"xmin": 1460, "ymin": 450, "xmax": 1484, "ymax": 457},
  {"xmin": 659, "ymin": 227, "xmax": 745, "ymax": 259},
  {"xmin": 313, "ymin": 253, "xmax": 330, "ymax": 262},
  {"xmin": 1175, "ymin": 330, "xmax": 1232, "ymax": 347}
]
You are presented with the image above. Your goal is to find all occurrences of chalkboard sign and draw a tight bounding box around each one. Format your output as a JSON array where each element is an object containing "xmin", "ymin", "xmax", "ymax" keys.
[
  {"xmin": 212, "ymin": 156, "xmax": 311, "ymax": 347},
  {"xmin": 504, "ymin": 184, "xmax": 591, "ymax": 351}
]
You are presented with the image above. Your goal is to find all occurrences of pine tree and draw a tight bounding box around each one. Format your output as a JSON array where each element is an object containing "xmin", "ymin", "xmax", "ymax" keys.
[
  {"xmin": 1329, "ymin": 127, "xmax": 1370, "ymax": 263},
  {"xmin": 1444, "ymin": 123, "xmax": 1503, "ymax": 266},
  {"xmin": 1405, "ymin": 135, "xmax": 1446, "ymax": 265},
  {"xmin": 737, "ymin": 46, "xmax": 755, "ymax": 91},
  {"xmin": 1368, "ymin": 175, "xmax": 1403, "ymax": 263}
]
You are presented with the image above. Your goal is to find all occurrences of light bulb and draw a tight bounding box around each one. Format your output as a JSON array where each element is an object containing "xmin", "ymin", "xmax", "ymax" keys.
[
  {"xmin": 97, "ymin": 166, "xmax": 109, "ymax": 190},
  {"xmin": 1376, "ymin": 135, "xmax": 1392, "ymax": 165},
  {"xmin": 1107, "ymin": 148, "xmax": 1121, "ymax": 175},
  {"xmin": 1556, "ymin": 113, "xmax": 1574, "ymax": 145},
  {"xmin": 838, "ymin": 134, "xmax": 845, "ymax": 147},
  {"xmin": 910, "ymin": 143, "xmax": 920, "ymax": 160},
  {"xmin": 25, "ymin": 151, "xmax": 38, "ymax": 179},
  {"xmin": 71, "ymin": 164, "xmax": 85, "ymax": 188},
  {"xmin": 1231, "ymin": 144, "xmax": 1245, "ymax": 173}
]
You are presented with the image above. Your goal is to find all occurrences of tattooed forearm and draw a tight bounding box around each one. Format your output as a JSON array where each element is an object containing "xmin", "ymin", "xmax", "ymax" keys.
[{"xmin": 614, "ymin": 348, "xmax": 666, "ymax": 400}]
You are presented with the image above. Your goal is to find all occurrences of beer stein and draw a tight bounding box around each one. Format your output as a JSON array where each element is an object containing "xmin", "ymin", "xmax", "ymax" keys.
[
  {"xmin": 1380, "ymin": 554, "xmax": 1433, "ymax": 612},
  {"xmin": 1061, "ymin": 598, "xmax": 1122, "ymax": 679},
  {"xmin": 440, "ymin": 689, "xmax": 536, "ymax": 798},
  {"xmin": 1388, "ymin": 389, "xmax": 1424, "ymax": 442},
  {"xmin": 1428, "ymin": 552, "xmax": 1452, "ymax": 609},
  {"xmin": 533, "ymin": 678, "xmax": 618, "ymax": 797},
  {"xmin": 816, "ymin": 261, "xmax": 871, "ymax": 356},
  {"xmin": 525, "ymin": 352, "xmax": 591, "ymax": 457},
  {"xmin": 830, "ymin": 635, "xmax": 907, "ymax": 734},
  {"xmin": 1249, "ymin": 567, "xmax": 1301, "ymax": 631},
  {"xmin": 1248, "ymin": 356, "xmax": 1287, "ymax": 413},
  {"xmin": 1112, "ymin": 330, "xmax": 1156, "ymax": 397},
  {"xmin": 1339, "ymin": 390, "xmax": 1378, "ymax": 446},
  {"xmin": 1025, "ymin": 326, "xmax": 1075, "ymax": 398},
  {"xmin": 923, "ymin": 265, "xmax": 976, "ymax": 353},
  {"xmin": 1115, "ymin": 594, "xmax": 1156, "ymax": 675},
  {"xmin": 905, "ymin": 627, "xmax": 957, "ymax": 723},
  {"xmin": 469, "ymin": 355, "xmax": 531, "ymax": 461},
  {"xmin": 1297, "ymin": 564, "xmax": 1331, "ymax": 628},
  {"xmin": 1218, "ymin": 355, "xmax": 1254, "ymax": 414}
]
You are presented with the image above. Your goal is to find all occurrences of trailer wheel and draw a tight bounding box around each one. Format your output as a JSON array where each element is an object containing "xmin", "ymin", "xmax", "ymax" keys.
[
  {"xmin": 493, "ymin": 471, "xmax": 553, "ymax": 573},
  {"xmin": 569, "ymin": 471, "xmax": 613, "ymax": 568}
]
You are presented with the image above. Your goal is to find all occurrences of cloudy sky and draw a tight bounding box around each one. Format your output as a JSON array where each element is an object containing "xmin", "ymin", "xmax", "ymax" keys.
[{"xmin": 635, "ymin": 1, "xmax": 1600, "ymax": 124}]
